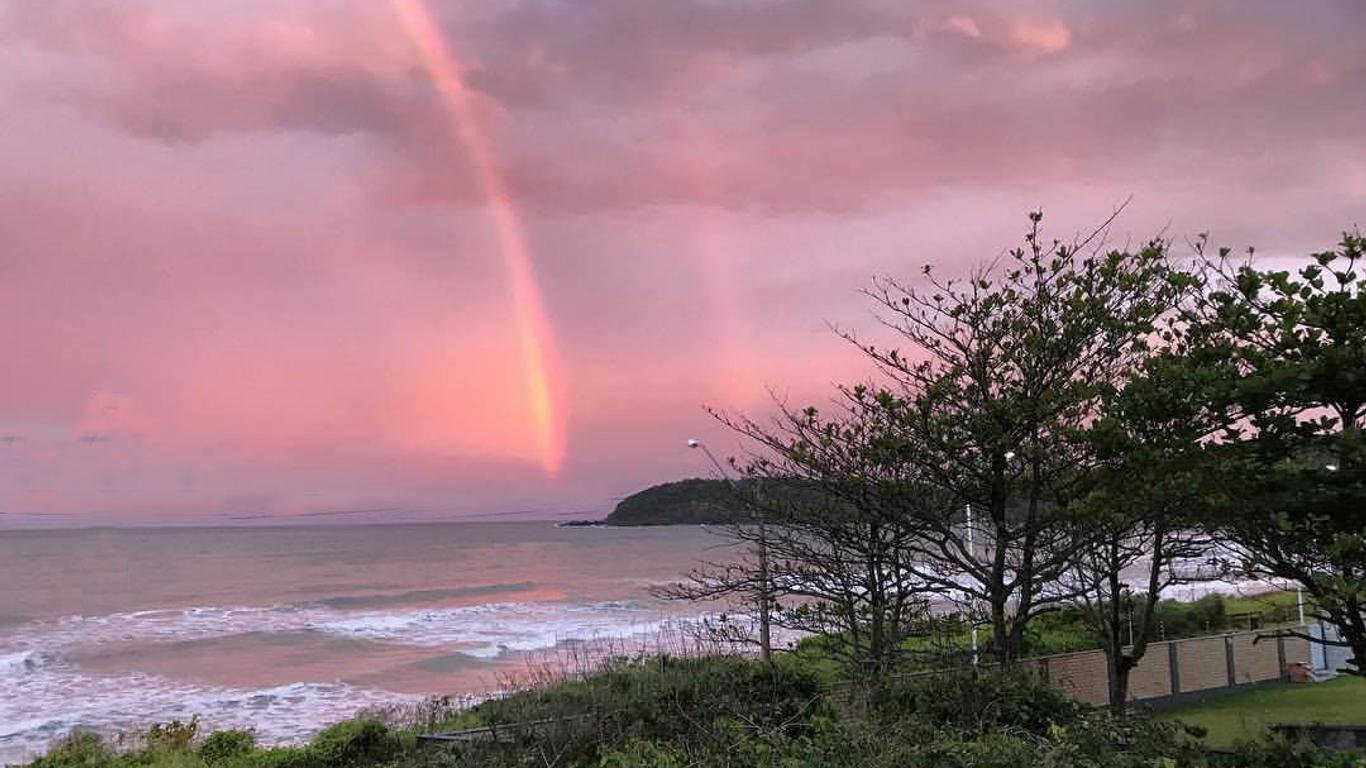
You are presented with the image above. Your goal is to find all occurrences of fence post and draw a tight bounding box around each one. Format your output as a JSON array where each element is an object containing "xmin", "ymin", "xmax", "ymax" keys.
[
  {"xmin": 1168, "ymin": 641, "xmax": 1181, "ymax": 695},
  {"xmin": 1277, "ymin": 634, "xmax": 1288, "ymax": 681},
  {"xmin": 1224, "ymin": 635, "xmax": 1236, "ymax": 687}
]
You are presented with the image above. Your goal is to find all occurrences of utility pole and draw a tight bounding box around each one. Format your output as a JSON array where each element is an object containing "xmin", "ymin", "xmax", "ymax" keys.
[
  {"xmin": 967, "ymin": 502, "xmax": 978, "ymax": 666},
  {"xmin": 689, "ymin": 439, "xmax": 772, "ymax": 663}
]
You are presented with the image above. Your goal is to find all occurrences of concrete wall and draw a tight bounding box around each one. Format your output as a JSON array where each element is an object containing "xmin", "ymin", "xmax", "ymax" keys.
[
  {"xmin": 1231, "ymin": 633, "xmax": 1280, "ymax": 684},
  {"xmin": 1041, "ymin": 649, "xmax": 1111, "ymax": 707},
  {"xmin": 1126, "ymin": 640, "xmax": 1174, "ymax": 699},
  {"xmin": 1286, "ymin": 633, "xmax": 1311, "ymax": 667},
  {"xmin": 1177, "ymin": 635, "xmax": 1231, "ymax": 692},
  {"xmin": 832, "ymin": 631, "xmax": 1310, "ymax": 712},
  {"xmin": 1036, "ymin": 630, "xmax": 1309, "ymax": 707}
]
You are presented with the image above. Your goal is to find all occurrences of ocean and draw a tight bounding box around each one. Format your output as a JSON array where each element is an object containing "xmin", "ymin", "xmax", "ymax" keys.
[{"xmin": 0, "ymin": 522, "xmax": 725, "ymax": 763}]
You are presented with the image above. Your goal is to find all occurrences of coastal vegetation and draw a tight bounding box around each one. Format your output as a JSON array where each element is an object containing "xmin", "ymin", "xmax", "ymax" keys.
[{"xmin": 21, "ymin": 657, "xmax": 1364, "ymax": 768}]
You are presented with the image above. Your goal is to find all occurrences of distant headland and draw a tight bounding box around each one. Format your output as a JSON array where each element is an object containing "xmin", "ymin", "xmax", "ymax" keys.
[{"xmin": 560, "ymin": 478, "xmax": 747, "ymax": 526}]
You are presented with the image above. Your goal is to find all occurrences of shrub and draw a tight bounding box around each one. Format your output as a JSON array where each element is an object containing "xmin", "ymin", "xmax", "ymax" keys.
[
  {"xmin": 26, "ymin": 732, "xmax": 114, "ymax": 768},
  {"xmin": 143, "ymin": 719, "xmax": 199, "ymax": 756},
  {"xmin": 478, "ymin": 655, "xmax": 826, "ymax": 739},
  {"xmin": 877, "ymin": 670, "xmax": 1084, "ymax": 735},
  {"xmin": 305, "ymin": 720, "xmax": 397, "ymax": 768},
  {"xmin": 442, "ymin": 656, "xmax": 829, "ymax": 767},
  {"xmin": 588, "ymin": 714, "xmax": 1206, "ymax": 768},
  {"xmin": 234, "ymin": 747, "xmax": 317, "ymax": 768},
  {"xmin": 596, "ymin": 741, "xmax": 686, "ymax": 768},
  {"xmin": 1223, "ymin": 737, "xmax": 1366, "ymax": 768},
  {"xmin": 197, "ymin": 731, "xmax": 255, "ymax": 765},
  {"xmin": 1155, "ymin": 594, "xmax": 1228, "ymax": 638}
]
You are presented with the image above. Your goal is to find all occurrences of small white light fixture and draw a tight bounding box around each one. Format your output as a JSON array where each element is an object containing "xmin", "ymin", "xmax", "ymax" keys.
[
  {"xmin": 687, "ymin": 438, "xmax": 701, "ymax": 448},
  {"xmin": 1326, "ymin": 463, "xmax": 1339, "ymax": 472}
]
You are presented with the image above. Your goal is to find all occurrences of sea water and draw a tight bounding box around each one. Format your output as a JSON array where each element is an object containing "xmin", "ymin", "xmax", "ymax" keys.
[{"xmin": 0, "ymin": 522, "xmax": 723, "ymax": 763}]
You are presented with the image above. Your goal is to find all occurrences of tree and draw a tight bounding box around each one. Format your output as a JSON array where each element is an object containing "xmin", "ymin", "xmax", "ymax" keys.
[
  {"xmin": 1068, "ymin": 351, "xmax": 1223, "ymax": 712},
  {"xmin": 846, "ymin": 211, "xmax": 1182, "ymax": 664},
  {"xmin": 666, "ymin": 211, "xmax": 1191, "ymax": 678},
  {"xmin": 1189, "ymin": 230, "xmax": 1366, "ymax": 672},
  {"xmin": 662, "ymin": 398, "xmax": 933, "ymax": 683}
]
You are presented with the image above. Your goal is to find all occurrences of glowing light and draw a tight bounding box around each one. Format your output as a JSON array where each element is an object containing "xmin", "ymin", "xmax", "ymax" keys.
[{"xmin": 390, "ymin": 0, "xmax": 564, "ymax": 473}]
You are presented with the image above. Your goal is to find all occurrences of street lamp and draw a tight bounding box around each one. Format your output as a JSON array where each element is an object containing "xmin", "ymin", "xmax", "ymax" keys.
[
  {"xmin": 1295, "ymin": 463, "xmax": 1341, "ymax": 625},
  {"xmin": 688, "ymin": 438, "xmax": 772, "ymax": 663}
]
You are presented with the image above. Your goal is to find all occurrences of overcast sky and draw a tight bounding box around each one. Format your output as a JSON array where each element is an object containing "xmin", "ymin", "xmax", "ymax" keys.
[{"xmin": 2, "ymin": 0, "xmax": 1363, "ymax": 525}]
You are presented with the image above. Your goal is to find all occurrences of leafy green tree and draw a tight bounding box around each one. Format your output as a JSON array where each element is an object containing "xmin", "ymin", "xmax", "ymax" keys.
[
  {"xmin": 665, "ymin": 400, "xmax": 934, "ymax": 681},
  {"xmin": 1190, "ymin": 230, "xmax": 1366, "ymax": 671},
  {"xmin": 846, "ymin": 211, "xmax": 1181, "ymax": 664},
  {"xmin": 1069, "ymin": 351, "xmax": 1225, "ymax": 712}
]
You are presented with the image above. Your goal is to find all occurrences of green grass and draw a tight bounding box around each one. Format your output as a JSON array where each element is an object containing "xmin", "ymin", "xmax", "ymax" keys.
[
  {"xmin": 787, "ymin": 590, "xmax": 1306, "ymax": 677},
  {"xmin": 1223, "ymin": 589, "xmax": 1301, "ymax": 614},
  {"xmin": 1221, "ymin": 590, "xmax": 1306, "ymax": 627},
  {"xmin": 1156, "ymin": 676, "xmax": 1366, "ymax": 746}
]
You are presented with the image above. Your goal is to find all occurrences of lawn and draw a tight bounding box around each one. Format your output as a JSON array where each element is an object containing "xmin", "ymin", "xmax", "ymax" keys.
[{"xmin": 1156, "ymin": 676, "xmax": 1366, "ymax": 746}]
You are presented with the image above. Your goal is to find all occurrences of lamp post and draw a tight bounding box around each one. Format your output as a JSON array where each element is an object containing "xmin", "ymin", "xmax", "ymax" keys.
[
  {"xmin": 1296, "ymin": 463, "xmax": 1340, "ymax": 626},
  {"xmin": 688, "ymin": 438, "xmax": 772, "ymax": 663}
]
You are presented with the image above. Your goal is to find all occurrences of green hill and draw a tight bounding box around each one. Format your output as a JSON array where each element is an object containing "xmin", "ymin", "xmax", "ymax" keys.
[{"xmin": 605, "ymin": 478, "xmax": 748, "ymax": 525}]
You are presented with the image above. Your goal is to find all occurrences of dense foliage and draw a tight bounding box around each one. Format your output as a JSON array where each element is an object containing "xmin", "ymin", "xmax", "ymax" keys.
[
  {"xmin": 605, "ymin": 478, "xmax": 746, "ymax": 525},
  {"xmin": 23, "ymin": 658, "xmax": 1361, "ymax": 768},
  {"xmin": 658, "ymin": 215, "xmax": 1366, "ymax": 716},
  {"xmin": 25, "ymin": 718, "xmax": 398, "ymax": 768},
  {"xmin": 1186, "ymin": 231, "xmax": 1366, "ymax": 673}
]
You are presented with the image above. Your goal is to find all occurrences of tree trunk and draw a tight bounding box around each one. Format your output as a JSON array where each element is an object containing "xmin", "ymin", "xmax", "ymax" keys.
[
  {"xmin": 1108, "ymin": 656, "xmax": 1133, "ymax": 714},
  {"xmin": 991, "ymin": 596, "xmax": 1011, "ymax": 665}
]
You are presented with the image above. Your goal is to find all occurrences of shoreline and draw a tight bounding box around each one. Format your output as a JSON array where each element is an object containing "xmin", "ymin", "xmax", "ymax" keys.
[{"xmin": 4, "ymin": 584, "xmax": 1298, "ymax": 763}]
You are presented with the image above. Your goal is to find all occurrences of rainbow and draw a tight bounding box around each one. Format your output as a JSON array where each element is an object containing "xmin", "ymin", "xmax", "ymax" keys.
[{"xmin": 390, "ymin": 0, "xmax": 565, "ymax": 473}]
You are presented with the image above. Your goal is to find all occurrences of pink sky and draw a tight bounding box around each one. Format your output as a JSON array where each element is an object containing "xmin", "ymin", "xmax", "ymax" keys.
[{"xmin": 1, "ymin": 0, "xmax": 1364, "ymax": 525}]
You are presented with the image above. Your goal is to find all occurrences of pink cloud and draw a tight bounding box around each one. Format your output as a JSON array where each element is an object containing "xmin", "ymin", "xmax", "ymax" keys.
[
  {"xmin": 939, "ymin": 15, "xmax": 982, "ymax": 39},
  {"xmin": 6, "ymin": 1, "xmax": 1363, "ymax": 215},
  {"xmin": 1009, "ymin": 19, "xmax": 1070, "ymax": 53},
  {"xmin": 1, "ymin": 0, "xmax": 1363, "ymax": 523}
]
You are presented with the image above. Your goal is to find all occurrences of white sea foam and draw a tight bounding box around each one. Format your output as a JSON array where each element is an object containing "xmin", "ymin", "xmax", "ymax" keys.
[
  {"xmin": 0, "ymin": 656, "xmax": 417, "ymax": 764},
  {"xmin": 1, "ymin": 598, "xmax": 677, "ymax": 661},
  {"xmin": 0, "ymin": 649, "xmax": 53, "ymax": 677},
  {"xmin": 309, "ymin": 600, "xmax": 675, "ymax": 658},
  {"xmin": 16, "ymin": 605, "xmax": 312, "ymax": 653},
  {"xmin": 0, "ymin": 598, "xmax": 694, "ymax": 763}
]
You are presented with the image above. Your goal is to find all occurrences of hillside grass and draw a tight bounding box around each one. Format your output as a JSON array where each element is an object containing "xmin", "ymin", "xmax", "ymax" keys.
[
  {"xmin": 1156, "ymin": 676, "xmax": 1366, "ymax": 746},
  {"xmin": 786, "ymin": 589, "xmax": 1305, "ymax": 674}
]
